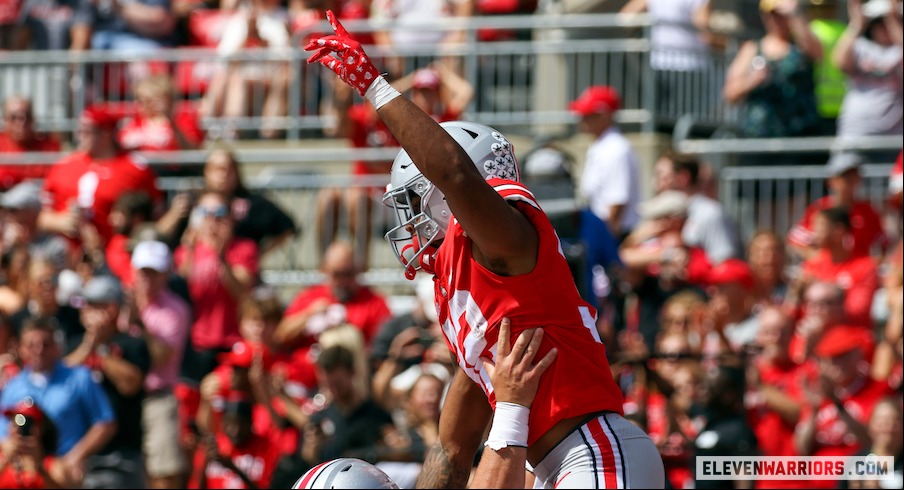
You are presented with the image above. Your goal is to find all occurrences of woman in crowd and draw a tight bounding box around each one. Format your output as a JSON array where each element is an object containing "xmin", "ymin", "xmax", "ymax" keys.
[
  {"xmin": 203, "ymin": 149, "xmax": 298, "ymax": 257},
  {"xmin": 723, "ymin": 0, "xmax": 823, "ymax": 142}
]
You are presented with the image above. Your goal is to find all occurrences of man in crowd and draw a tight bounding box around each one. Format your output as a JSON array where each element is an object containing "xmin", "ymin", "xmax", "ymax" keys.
[
  {"xmin": 65, "ymin": 275, "xmax": 151, "ymax": 488},
  {"xmin": 795, "ymin": 326, "xmax": 892, "ymax": 461},
  {"xmin": 801, "ymin": 207, "xmax": 879, "ymax": 328},
  {"xmin": 570, "ymin": 85, "xmax": 642, "ymax": 240},
  {"xmin": 653, "ymin": 150, "xmax": 740, "ymax": 264},
  {"xmin": 276, "ymin": 240, "xmax": 391, "ymax": 349},
  {"xmin": 0, "ymin": 96, "xmax": 61, "ymax": 189},
  {"xmin": 128, "ymin": 240, "xmax": 192, "ymax": 488},
  {"xmin": 745, "ymin": 306, "xmax": 809, "ymax": 488},
  {"xmin": 788, "ymin": 151, "xmax": 885, "ymax": 260},
  {"xmin": 0, "ymin": 318, "xmax": 117, "ymax": 485},
  {"xmin": 38, "ymin": 105, "xmax": 163, "ymax": 246}
]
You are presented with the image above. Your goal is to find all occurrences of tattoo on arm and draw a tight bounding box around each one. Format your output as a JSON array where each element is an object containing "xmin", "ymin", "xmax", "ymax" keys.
[{"xmin": 415, "ymin": 442, "xmax": 470, "ymax": 489}]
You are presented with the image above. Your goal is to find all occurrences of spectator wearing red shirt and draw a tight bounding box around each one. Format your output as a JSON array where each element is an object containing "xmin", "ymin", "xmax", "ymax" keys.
[
  {"xmin": 801, "ymin": 207, "xmax": 879, "ymax": 328},
  {"xmin": 788, "ymin": 152, "xmax": 886, "ymax": 260},
  {"xmin": 190, "ymin": 398, "xmax": 281, "ymax": 489},
  {"xmin": 195, "ymin": 340, "xmax": 277, "ymax": 442},
  {"xmin": 118, "ymin": 74, "xmax": 204, "ymax": 156},
  {"xmin": 175, "ymin": 190, "xmax": 259, "ymax": 383},
  {"xmin": 0, "ymin": 96, "xmax": 61, "ymax": 190},
  {"xmin": 795, "ymin": 326, "xmax": 891, "ymax": 463},
  {"xmin": 745, "ymin": 306, "xmax": 809, "ymax": 489},
  {"xmin": 37, "ymin": 105, "xmax": 163, "ymax": 247},
  {"xmin": 275, "ymin": 240, "xmax": 391, "ymax": 350},
  {"xmin": 0, "ymin": 399, "xmax": 74, "ymax": 488},
  {"xmin": 316, "ymin": 63, "xmax": 473, "ymax": 267}
]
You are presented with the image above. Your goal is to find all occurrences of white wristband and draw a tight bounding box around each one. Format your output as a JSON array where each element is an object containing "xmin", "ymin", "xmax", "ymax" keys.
[
  {"xmin": 484, "ymin": 402, "xmax": 530, "ymax": 451},
  {"xmin": 365, "ymin": 76, "xmax": 401, "ymax": 110}
]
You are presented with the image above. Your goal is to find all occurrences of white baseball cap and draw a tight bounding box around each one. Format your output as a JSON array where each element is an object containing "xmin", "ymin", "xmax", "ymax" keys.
[{"xmin": 131, "ymin": 240, "xmax": 172, "ymax": 272}]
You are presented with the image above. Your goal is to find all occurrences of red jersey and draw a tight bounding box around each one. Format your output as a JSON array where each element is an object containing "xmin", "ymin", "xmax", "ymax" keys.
[
  {"xmin": 105, "ymin": 234, "xmax": 134, "ymax": 286},
  {"xmin": 0, "ymin": 132, "xmax": 62, "ymax": 189},
  {"xmin": 788, "ymin": 196, "xmax": 886, "ymax": 259},
  {"xmin": 801, "ymin": 377, "xmax": 892, "ymax": 458},
  {"xmin": 801, "ymin": 250, "xmax": 879, "ymax": 328},
  {"xmin": 645, "ymin": 392, "xmax": 695, "ymax": 490},
  {"xmin": 0, "ymin": 455, "xmax": 58, "ymax": 488},
  {"xmin": 190, "ymin": 432, "xmax": 281, "ymax": 489},
  {"xmin": 118, "ymin": 111, "xmax": 204, "ymax": 152},
  {"xmin": 174, "ymin": 238, "xmax": 259, "ymax": 350},
  {"xmin": 42, "ymin": 151, "xmax": 162, "ymax": 243},
  {"xmin": 283, "ymin": 283, "xmax": 392, "ymax": 347},
  {"xmin": 432, "ymin": 178, "xmax": 624, "ymax": 446}
]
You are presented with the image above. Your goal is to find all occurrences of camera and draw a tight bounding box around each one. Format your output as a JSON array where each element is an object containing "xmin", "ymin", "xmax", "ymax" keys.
[{"xmin": 14, "ymin": 414, "xmax": 33, "ymax": 437}]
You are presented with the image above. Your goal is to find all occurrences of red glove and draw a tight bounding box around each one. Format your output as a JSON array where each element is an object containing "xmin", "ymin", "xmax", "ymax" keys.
[{"xmin": 305, "ymin": 10, "xmax": 381, "ymax": 97}]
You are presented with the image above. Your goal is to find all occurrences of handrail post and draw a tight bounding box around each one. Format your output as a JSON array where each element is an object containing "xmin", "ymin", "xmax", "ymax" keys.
[
  {"xmin": 641, "ymin": 21, "xmax": 655, "ymax": 134},
  {"xmin": 288, "ymin": 50, "xmax": 302, "ymax": 141}
]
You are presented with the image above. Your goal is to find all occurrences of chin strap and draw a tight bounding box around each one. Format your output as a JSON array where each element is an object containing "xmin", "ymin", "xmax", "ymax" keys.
[{"xmin": 400, "ymin": 239, "xmax": 439, "ymax": 280}]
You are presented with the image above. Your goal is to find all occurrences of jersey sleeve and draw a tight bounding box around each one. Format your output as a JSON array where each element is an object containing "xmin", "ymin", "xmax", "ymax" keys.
[
  {"xmin": 488, "ymin": 178, "xmax": 541, "ymax": 211},
  {"xmin": 788, "ymin": 203, "xmax": 817, "ymax": 249}
]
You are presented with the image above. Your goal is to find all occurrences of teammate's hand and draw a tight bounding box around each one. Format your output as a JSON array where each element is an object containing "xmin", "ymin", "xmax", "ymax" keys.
[
  {"xmin": 481, "ymin": 318, "xmax": 557, "ymax": 408},
  {"xmin": 304, "ymin": 10, "xmax": 381, "ymax": 97}
]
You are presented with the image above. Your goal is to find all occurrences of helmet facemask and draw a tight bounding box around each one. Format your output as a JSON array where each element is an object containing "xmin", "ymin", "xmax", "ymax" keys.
[{"xmin": 382, "ymin": 174, "xmax": 450, "ymax": 280}]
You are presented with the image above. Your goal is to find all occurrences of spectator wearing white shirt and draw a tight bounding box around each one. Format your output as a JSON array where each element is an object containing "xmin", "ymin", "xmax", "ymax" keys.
[
  {"xmin": 653, "ymin": 150, "xmax": 741, "ymax": 264},
  {"xmin": 834, "ymin": 0, "xmax": 903, "ymax": 163},
  {"xmin": 570, "ymin": 85, "xmax": 641, "ymax": 239}
]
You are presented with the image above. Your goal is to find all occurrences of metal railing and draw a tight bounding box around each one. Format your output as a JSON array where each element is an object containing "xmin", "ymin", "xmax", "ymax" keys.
[
  {"xmin": 720, "ymin": 162, "xmax": 895, "ymax": 246},
  {"xmin": 0, "ymin": 13, "xmax": 739, "ymax": 140}
]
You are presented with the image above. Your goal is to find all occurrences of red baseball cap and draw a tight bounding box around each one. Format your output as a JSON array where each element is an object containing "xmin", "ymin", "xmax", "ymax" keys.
[
  {"xmin": 80, "ymin": 105, "xmax": 121, "ymax": 130},
  {"xmin": 3, "ymin": 398, "xmax": 45, "ymax": 426},
  {"xmin": 707, "ymin": 258, "xmax": 755, "ymax": 290},
  {"xmin": 814, "ymin": 325, "xmax": 874, "ymax": 358},
  {"xmin": 218, "ymin": 340, "xmax": 274, "ymax": 370},
  {"xmin": 569, "ymin": 86, "xmax": 621, "ymax": 116}
]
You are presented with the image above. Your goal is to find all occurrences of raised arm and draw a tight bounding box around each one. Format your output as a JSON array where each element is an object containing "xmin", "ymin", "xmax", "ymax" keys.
[{"xmin": 305, "ymin": 11, "xmax": 538, "ymax": 275}]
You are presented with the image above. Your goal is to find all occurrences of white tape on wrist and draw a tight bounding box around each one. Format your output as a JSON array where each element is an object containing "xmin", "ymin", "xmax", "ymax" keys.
[
  {"xmin": 484, "ymin": 402, "xmax": 530, "ymax": 451},
  {"xmin": 365, "ymin": 76, "xmax": 401, "ymax": 110}
]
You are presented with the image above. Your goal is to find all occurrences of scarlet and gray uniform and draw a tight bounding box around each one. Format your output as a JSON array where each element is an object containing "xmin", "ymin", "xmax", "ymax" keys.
[{"xmin": 432, "ymin": 178, "xmax": 664, "ymax": 489}]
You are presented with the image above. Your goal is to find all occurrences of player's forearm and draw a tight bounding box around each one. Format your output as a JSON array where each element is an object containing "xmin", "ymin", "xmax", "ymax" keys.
[
  {"xmin": 416, "ymin": 442, "xmax": 473, "ymax": 489},
  {"xmin": 469, "ymin": 446, "xmax": 527, "ymax": 489},
  {"xmin": 376, "ymin": 97, "xmax": 479, "ymax": 192}
]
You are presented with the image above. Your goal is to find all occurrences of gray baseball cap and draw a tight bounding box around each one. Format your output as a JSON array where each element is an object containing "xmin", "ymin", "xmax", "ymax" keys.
[
  {"xmin": 826, "ymin": 152, "xmax": 864, "ymax": 177},
  {"xmin": 81, "ymin": 275, "xmax": 124, "ymax": 304},
  {"xmin": 0, "ymin": 180, "xmax": 42, "ymax": 210}
]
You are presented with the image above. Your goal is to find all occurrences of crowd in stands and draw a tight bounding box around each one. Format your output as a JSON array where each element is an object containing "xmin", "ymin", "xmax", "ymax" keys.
[{"xmin": 0, "ymin": 0, "xmax": 900, "ymax": 489}]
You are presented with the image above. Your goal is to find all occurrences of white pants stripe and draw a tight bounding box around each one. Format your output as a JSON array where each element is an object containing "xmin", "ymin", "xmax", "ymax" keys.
[{"xmin": 531, "ymin": 413, "xmax": 664, "ymax": 489}]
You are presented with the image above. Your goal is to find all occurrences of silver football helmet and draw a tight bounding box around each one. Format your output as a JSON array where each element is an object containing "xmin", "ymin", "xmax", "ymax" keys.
[
  {"xmin": 291, "ymin": 458, "xmax": 399, "ymax": 489},
  {"xmin": 382, "ymin": 121, "xmax": 520, "ymax": 279}
]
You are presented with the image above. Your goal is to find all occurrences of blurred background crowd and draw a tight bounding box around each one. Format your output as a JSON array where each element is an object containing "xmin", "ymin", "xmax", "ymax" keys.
[{"xmin": 0, "ymin": 0, "xmax": 901, "ymax": 489}]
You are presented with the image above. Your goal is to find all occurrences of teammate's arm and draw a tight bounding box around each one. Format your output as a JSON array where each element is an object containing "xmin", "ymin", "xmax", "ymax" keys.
[
  {"xmin": 305, "ymin": 12, "xmax": 538, "ymax": 275},
  {"xmin": 470, "ymin": 320, "xmax": 557, "ymax": 489},
  {"xmin": 416, "ymin": 369, "xmax": 493, "ymax": 489}
]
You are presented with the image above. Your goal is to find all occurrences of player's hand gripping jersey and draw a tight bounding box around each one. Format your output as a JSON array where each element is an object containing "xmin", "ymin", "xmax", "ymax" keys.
[{"xmin": 432, "ymin": 178, "xmax": 624, "ymax": 446}]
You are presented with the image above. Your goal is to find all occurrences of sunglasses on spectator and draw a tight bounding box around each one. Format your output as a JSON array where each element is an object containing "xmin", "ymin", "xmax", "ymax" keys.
[
  {"xmin": 3, "ymin": 113, "xmax": 29, "ymax": 122},
  {"xmin": 329, "ymin": 269, "xmax": 356, "ymax": 278},
  {"xmin": 199, "ymin": 206, "xmax": 229, "ymax": 219}
]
